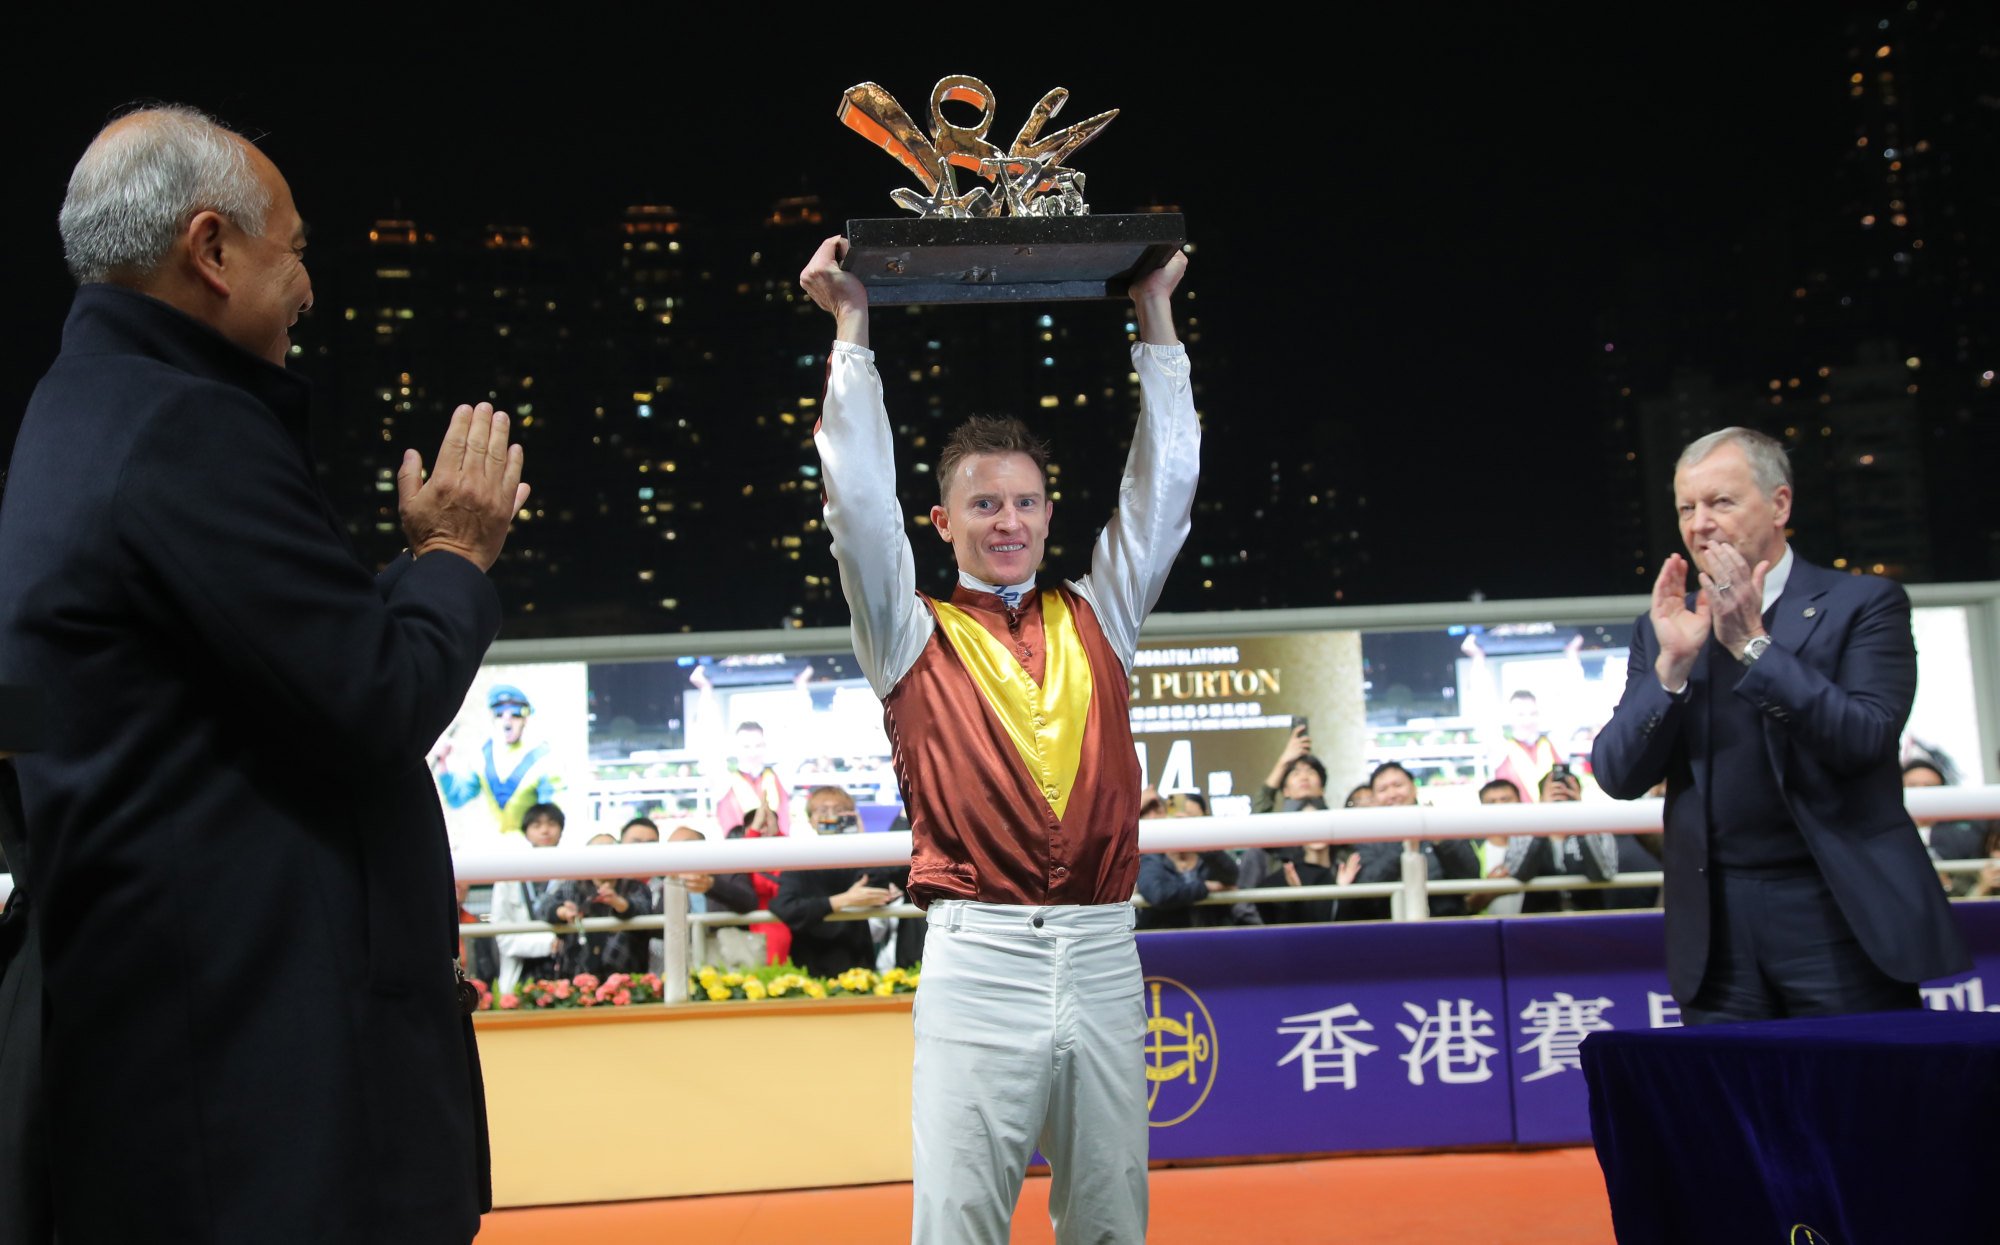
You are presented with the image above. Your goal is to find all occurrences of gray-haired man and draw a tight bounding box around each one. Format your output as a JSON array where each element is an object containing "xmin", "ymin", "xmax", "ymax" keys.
[
  {"xmin": 1592, "ymin": 427, "xmax": 1966, "ymax": 1022},
  {"xmin": 0, "ymin": 105, "xmax": 525, "ymax": 1240}
]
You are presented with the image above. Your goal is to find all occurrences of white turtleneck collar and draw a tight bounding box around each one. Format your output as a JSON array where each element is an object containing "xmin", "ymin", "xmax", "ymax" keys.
[{"xmin": 957, "ymin": 570, "xmax": 1037, "ymax": 608}]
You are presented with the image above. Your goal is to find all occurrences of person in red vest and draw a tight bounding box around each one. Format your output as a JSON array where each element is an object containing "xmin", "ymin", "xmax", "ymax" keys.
[{"xmin": 802, "ymin": 236, "xmax": 1197, "ymax": 1244}]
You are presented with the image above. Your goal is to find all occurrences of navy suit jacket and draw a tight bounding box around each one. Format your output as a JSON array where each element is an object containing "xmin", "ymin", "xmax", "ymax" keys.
[
  {"xmin": 0, "ymin": 286, "xmax": 496, "ymax": 1241},
  {"xmin": 1592, "ymin": 557, "xmax": 1968, "ymax": 1003}
]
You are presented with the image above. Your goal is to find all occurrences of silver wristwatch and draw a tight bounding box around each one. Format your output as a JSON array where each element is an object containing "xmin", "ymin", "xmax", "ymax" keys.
[{"xmin": 1739, "ymin": 635, "xmax": 1773, "ymax": 666}]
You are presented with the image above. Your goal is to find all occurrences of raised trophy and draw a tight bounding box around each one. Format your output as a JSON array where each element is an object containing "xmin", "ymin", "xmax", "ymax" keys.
[{"xmin": 837, "ymin": 76, "xmax": 1186, "ymax": 304}]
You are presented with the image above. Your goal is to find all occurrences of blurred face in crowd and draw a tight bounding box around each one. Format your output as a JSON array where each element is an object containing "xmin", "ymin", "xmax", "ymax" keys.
[
  {"xmin": 1480, "ymin": 783, "xmax": 1521, "ymax": 805},
  {"xmin": 1509, "ymin": 692, "xmax": 1541, "ymax": 740},
  {"xmin": 1176, "ymin": 794, "xmax": 1210, "ymax": 818},
  {"xmin": 1540, "ymin": 772, "xmax": 1581, "ymax": 803},
  {"xmin": 932, "ymin": 452, "xmax": 1051, "ymax": 587},
  {"xmin": 1674, "ymin": 441, "xmax": 1791, "ymax": 579},
  {"xmin": 735, "ymin": 726, "xmax": 768, "ymax": 772},
  {"xmin": 1371, "ymin": 767, "xmax": 1416, "ymax": 807},
  {"xmin": 1281, "ymin": 759, "xmax": 1324, "ymax": 801},
  {"xmin": 807, "ymin": 788, "xmax": 859, "ymax": 834},
  {"xmin": 1345, "ymin": 785, "xmax": 1375, "ymax": 809},
  {"xmin": 523, "ymin": 816, "xmax": 563, "ymax": 848},
  {"xmin": 493, "ymin": 705, "xmax": 528, "ymax": 746},
  {"xmin": 620, "ymin": 821, "xmax": 659, "ymax": 844}
]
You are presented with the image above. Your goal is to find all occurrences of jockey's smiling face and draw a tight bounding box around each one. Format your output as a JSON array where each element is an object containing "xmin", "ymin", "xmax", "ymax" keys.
[{"xmin": 932, "ymin": 451, "xmax": 1051, "ymax": 588}]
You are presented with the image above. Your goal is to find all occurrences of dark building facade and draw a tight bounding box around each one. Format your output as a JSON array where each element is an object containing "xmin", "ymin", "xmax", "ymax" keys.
[
  {"xmin": 294, "ymin": 197, "xmax": 1341, "ymax": 638},
  {"xmin": 1602, "ymin": 5, "xmax": 1998, "ymax": 582}
]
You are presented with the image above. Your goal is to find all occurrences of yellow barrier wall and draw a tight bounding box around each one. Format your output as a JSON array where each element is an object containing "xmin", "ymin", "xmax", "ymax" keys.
[{"xmin": 475, "ymin": 997, "xmax": 914, "ymax": 1207}]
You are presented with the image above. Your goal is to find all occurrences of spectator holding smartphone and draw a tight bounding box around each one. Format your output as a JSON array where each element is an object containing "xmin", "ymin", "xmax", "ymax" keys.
[
  {"xmin": 1253, "ymin": 721, "xmax": 1327, "ymax": 813},
  {"xmin": 538, "ymin": 833, "xmax": 654, "ymax": 978}
]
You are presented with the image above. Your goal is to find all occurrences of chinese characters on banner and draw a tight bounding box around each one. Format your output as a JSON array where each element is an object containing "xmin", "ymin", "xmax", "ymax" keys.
[{"xmin": 1135, "ymin": 905, "xmax": 2000, "ymax": 1161}]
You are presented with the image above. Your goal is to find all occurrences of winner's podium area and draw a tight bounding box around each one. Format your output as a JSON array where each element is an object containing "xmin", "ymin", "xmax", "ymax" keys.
[{"xmin": 447, "ymin": 788, "xmax": 2000, "ymax": 1208}]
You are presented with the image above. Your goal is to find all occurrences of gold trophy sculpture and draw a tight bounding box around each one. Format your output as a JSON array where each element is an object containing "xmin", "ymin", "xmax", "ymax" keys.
[{"xmin": 837, "ymin": 76, "xmax": 1186, "ymax": 304}]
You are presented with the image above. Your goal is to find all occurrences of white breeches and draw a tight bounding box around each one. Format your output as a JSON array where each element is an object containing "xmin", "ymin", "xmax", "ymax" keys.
[{"xmin": 911, "ymin": 900, "xmax": 1148, "ymax": 1245}]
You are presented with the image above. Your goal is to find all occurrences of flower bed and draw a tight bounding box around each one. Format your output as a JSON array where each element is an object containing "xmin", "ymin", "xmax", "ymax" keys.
[
  {"xmin": 478, "ymin": 963, "xmax": 919, "ymax": 1011},
  {"xmin": 694, "ymin": 963, "xmax": 919, "ymax": 1002}
]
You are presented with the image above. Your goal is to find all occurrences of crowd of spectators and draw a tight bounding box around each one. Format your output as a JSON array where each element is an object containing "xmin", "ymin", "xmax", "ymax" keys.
[
  {"xmin": 1905, "ymin": 760, "xmax": 2000, "ymax": 898},
  {"xmin": 457, "ymin": 744, "xmax": 1989, "ymax": 987}
]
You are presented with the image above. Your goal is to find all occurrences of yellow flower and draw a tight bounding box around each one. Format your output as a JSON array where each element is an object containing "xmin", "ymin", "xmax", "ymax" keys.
[
  {"xmin": 705, "ymin": 985, "xmax": 731, "ymax": 1002},
  {"xmin": 872, "ymin": 982, "xmax": 895, "ymax": 997},
  {"xmin": 883, "ymin": 968, "xmax": 907, "ymax": 984},
  {"xmin": 769, "ymin": 983, "xmax": 789, "ymax": 997},
  {"xmin": 804, "ymin": 982, "xmax": 826, "ymax": 999},
  {"xmin": 743, "ymin": 979, "xmax": 768, "ymax": 1001},
  {"xmin": 721, "ymin": 972, "xmax": 743, "ymax": 988}
]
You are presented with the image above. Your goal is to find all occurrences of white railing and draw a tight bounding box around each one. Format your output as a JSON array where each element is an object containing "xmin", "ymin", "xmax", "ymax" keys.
[
  {"xmin": 432, "ymin": 786, "xmax": 2000, "ymax": 1003},
  {"xmin": 2, "ymin": 788, "xmax": 1993, "ymax": 917},
  {"xmin": 446, "ymin": 785, "xmax": 2000, "ymax": 884}
]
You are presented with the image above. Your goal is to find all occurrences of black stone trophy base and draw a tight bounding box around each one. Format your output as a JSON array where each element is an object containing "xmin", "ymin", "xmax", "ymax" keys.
[{"xmin": 842, "ymin": 213, "xmax": 1185, "ymax": 305}]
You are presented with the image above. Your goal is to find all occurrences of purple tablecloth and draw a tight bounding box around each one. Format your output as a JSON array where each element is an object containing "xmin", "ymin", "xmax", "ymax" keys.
[{"xmin": 1583, "ymin": 1008, "xmax": 2000, "ymax": 1244}]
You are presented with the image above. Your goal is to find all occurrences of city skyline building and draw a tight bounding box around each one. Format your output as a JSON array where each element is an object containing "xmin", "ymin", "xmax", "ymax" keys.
[
  {"xmin": 1600, "ymin": 3, "xmax": 1995, "ymax": 584},
  {"xmin": 294, "ymin": 194, "xmax": 1353, "ymax": 638}
]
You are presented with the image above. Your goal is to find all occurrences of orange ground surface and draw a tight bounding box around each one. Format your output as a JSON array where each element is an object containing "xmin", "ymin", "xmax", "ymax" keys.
[{"xmin": 478, "ymin": 1146, "xmax": 1616, "ymax": 1244}]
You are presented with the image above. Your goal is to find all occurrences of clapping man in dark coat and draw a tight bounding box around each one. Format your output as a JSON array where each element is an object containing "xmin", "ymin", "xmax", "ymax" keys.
[{"xmin": 0, "ymin": 106, "xmax": 529, "ymax": 1242}]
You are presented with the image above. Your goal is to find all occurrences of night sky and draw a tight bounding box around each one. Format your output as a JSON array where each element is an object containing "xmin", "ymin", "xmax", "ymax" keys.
[{"xmin": 6, "ymin": 8, "xmax": 1965, "ymax": 611}]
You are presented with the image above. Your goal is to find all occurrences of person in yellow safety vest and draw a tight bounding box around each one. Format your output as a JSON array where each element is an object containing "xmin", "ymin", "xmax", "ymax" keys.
[{"xmin": 435, "ymin": 684, "xmax": 562, "ymax": 839}]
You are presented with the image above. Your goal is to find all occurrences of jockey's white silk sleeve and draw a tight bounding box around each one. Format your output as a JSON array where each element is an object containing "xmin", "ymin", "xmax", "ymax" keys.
[
  {"xmin": 815, "ymin": 341, "xmax": 935, "ymax": 698},
  {"xmin": 1072, "ymin": 342, "xmax": 1201, "ymax": 672}
]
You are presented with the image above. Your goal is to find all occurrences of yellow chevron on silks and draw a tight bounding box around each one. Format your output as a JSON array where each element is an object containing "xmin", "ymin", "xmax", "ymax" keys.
[{"xmin": 931, "ymin": 590, "xmax": 1093, "ymax": 820}]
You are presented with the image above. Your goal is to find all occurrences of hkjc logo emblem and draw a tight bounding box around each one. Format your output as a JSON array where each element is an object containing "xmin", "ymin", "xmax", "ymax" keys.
[
  {"xmin": 1790, "ymin": 1226, "xmax": 1835, "ymax": 1245},
  {"xmin": 1143, "ymin": 976, "xmax": 1218, "ymax": 1127}
]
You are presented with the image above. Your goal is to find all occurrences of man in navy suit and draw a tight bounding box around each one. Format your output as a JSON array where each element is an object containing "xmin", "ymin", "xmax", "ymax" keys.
[{"xmin": 1592, "ymin": 427, "xmax": 1967, "ymax": 1023}]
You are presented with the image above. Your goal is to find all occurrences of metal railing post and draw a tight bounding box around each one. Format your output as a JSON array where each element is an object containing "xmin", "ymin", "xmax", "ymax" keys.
[
  {"xmin": 660, "ymin": 883, "xmax": 690, "ymax": 1003},
  {"xmin": 1398, "ymin": 840, "xmax": 1430, "ymax": 922}
]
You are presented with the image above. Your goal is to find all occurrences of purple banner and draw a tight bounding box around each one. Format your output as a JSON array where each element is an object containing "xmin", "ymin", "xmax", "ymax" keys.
[
  {"xmin": 1136, "ymin": 921, "xmax": 1513, "ymax": 1159},
  {"xmin": 1134, "ymin": 903, "xmax": 2000, "ymax": 1161},
  {"xmin": 1499, "ymin": 915, "xmax": 1677, "ymax": 1145}
]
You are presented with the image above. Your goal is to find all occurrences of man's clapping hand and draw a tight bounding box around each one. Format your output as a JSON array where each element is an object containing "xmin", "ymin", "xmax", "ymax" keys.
[
  {"xmin": 397, "ymin": 402, "xmax": 530, "ymax": 572},
  {"xmin": 1649, "ymin": 554, "xmax": 1710, "ymax": 691}
]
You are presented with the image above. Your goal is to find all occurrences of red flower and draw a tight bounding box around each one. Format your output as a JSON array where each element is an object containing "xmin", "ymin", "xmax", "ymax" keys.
[
  {"xmin": 579, "ymin": 993, "xmax": 598, "ymax": 1007},
  {"xmin": 552, "ymin": 981, "xmax": 572, "ymax": 1000},
  {"xmin": 498, "ymin": 994, "xmax": 520, "ymax": 1010},
  {"xmin": 535, "ymin": 994, "xmax": 554, "ymax": 1008},
  {"xmin": 612, "ymin": 989, "xmax": 631, "ymax": 1006},
  {"xmin": 573, "ymin": 973, "xmax": 601, "ymax": 992}
]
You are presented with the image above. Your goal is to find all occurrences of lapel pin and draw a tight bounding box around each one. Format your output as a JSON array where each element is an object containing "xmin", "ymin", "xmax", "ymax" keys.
[{"xmin": 1803, "ymin": 606, "xmax": 1817, "ymax": 618}]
